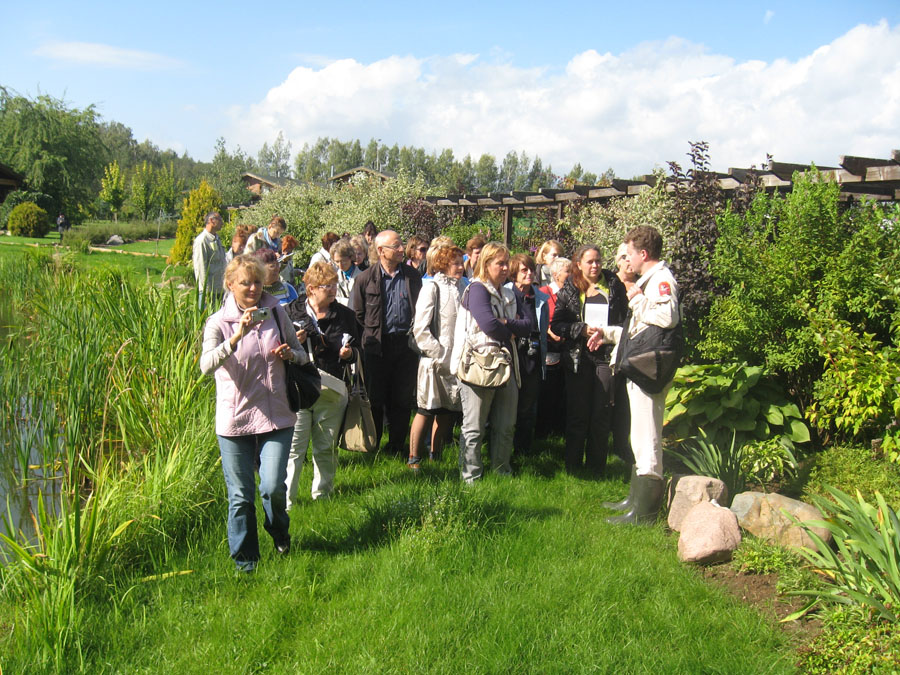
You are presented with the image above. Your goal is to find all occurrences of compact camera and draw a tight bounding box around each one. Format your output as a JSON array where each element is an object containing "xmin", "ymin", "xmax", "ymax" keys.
[{"xmin": 249, "ymin": 307, "xmax": 270, "ymax": 324}]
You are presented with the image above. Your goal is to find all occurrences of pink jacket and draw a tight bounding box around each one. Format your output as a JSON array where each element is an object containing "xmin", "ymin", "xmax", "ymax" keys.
[{"xmin": 200, "ymin": 293, "xmax": 306, "ymax": 437}]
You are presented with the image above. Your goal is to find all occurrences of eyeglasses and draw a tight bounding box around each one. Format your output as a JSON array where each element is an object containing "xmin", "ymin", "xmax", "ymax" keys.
[
  {"xmin": 380, "ymin": 243, "xmax": 403, "ymax": 250},
  {"xmin": 314, "ymin": 284, "xmax": 338, "ymax": 291}
]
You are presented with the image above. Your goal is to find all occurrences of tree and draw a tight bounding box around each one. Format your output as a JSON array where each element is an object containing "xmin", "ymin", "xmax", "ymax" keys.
[
  {"xmin": 168, "ymin": 180, "xmax": 222, "ymax": 264},
  {"xmin": 205, "ymin": 137, "xmax": 254, "ymax": 206},
  {"xmin": 0, "ymin": 87, "xmax": 105, "ymax": 221},
  {"xmin": 99, "ymin": 161, "xmax": 127, "ymax": 221},
  {"xmin": 257, "ymin": 131, "xmax": 293, "ymax": 178},
  {"xmin": 131, "ymin": 161, "xmax": 157, "ymax": 221},
  {"xmin": 155, "ymin": 162, "xmax": 182, "ymax": 216},
  {"xmin": 475, "ymin": 154, "xmax": 498, "ymax": 193}
]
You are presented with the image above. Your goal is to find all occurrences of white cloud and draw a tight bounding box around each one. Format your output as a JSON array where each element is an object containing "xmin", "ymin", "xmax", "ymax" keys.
[
  {"xmin": 34, "ymin": 42, "xmax": 182, "ymax": 70},
  {"xmin": 227, "ymin": 20, "xmax": 900, "ymax": 177},
  {"xmin": 764, "ymin": 10, "xmax": 775, "ymax": 24}
]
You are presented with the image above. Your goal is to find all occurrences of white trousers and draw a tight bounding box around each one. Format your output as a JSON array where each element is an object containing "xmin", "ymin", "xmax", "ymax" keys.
[
  {"xmin": 285, "ymin": 385, "xmax": 348, "ymax": 508},
  {"xmin": 626, "ymin": 380, "xmax": 670, "ymax": 480}
]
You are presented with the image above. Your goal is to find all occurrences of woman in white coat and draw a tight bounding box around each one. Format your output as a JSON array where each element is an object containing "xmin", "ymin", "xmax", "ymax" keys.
[{"xmin": 407, "ymin": 246, "xmax": 465, "ymax": 469}]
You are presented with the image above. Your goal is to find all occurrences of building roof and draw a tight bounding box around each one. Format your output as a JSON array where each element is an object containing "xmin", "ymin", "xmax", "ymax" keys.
[{"xmin": 329, "ymin": 166, "xmax": 396, "ymax": 183}]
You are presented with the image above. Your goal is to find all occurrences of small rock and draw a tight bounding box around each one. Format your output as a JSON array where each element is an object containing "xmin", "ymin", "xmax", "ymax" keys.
[
  {"xmin": 730, "ymin": 492, "xmax": 831, "ymax": 550},
  {"xmin": 667, "ymin": 474, "xmax": 729, "ymax": 532},
  {"xmin": 106, "ymin": 234, "xmax": 125, "ymax": 245},
  {"xmin": 678, "ymin": 501, "xmax": 741, "ymax": 564}
]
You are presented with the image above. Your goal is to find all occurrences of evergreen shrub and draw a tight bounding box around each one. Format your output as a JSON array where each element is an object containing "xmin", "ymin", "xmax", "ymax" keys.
[
  {"xmin": 7, "ymin": 201, "xmax": 50, "ymax": 237},
  {"xmin": 168, "ymin": 181, "xmax": 222, "ymax": 264}
]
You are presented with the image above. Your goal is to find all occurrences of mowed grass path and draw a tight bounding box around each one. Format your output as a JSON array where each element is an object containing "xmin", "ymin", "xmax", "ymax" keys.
[{"xmin": 82, "ymin": 450, "xmax": 793, "ymax": 674}]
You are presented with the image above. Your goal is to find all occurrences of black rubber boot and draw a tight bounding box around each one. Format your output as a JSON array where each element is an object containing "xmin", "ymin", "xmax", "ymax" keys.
[
  {"xmin": 602, "ymin": 465, "xmax": 637, "ymax": 511},
  {"xmin": 605, "ymin": 475, "xmax": 664, "ymax": 525}
]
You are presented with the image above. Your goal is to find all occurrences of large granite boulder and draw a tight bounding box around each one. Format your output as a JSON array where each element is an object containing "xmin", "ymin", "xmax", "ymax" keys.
[
  {"xmin": 677, "ymin": 501, "xmax": 741, "ymax": 564},
  {"xmin": 730, "ymin": 492, "xmax": 832, "ymax": 550},
  {"xmin": 667, "ymin": 475, "xmax": 729, "ymax": 532}
]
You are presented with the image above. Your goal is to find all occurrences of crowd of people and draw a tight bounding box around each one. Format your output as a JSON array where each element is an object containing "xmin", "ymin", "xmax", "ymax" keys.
[{"xmin": 195, "ymin": 216, "xmax": 680, "ymax": 572}]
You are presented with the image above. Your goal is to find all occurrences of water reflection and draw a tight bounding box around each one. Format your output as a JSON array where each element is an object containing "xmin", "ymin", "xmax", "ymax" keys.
[{"xmin": 0, "ymin": 294, "xmax": 63, "ymax": 558}]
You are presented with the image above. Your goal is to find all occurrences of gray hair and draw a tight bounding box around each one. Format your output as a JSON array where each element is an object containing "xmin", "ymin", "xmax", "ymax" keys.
[{"xmin": 550, "ymin": 257, "xmax": 571, "ymax": 276}]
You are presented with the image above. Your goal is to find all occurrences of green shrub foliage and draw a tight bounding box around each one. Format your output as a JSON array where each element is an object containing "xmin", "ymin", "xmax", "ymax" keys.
[
  {"xmin": 7, "ymin": 201, "xmax": 50, "ymax": 237},
  {"xmin": 168, "ymin": 181, "xmax": 222, "ymax": 264},
  {"xmin": 699, "ymin": 169, "xmax": 851, "ymax": 403},
  {"xmin": 665, "ymin": 362, "xmax": 810, "ymax": 453}
]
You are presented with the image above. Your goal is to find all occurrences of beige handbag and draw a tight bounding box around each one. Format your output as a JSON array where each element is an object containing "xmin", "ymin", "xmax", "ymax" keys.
[
  {"xmin": 455, "ymin": 284, "xmax": 514, "ymax": 388},
  {"xmin": 338, "ymin": 355, "xmax": 378, "ymax": 452},
  {"xmin": 456, "ymin": 337, "xmax": 513, "ymax": 388}
]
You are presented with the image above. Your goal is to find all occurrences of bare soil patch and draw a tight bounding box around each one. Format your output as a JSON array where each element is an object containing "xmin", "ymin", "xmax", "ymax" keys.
[{"xmin": 701, "ymin": 563, "xmax": 822, "ymax": 647}]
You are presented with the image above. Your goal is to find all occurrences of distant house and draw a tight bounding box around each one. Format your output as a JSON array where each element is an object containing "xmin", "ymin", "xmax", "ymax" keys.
[
  {"xmin": 329, "ymin": 166, "xmax": 395, "ymax": 185},
  {"xmin": 0, "ymin": 162, "xmax": 25, "ymax": 204},
  {"xmin": 241, "ymin": 172, "xmax": 299, "ymax": 198}
]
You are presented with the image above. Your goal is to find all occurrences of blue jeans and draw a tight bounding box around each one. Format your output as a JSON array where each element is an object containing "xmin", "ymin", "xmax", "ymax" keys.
[{"xmin": 218, "ymin": 427, "xmax": 292, "ymax": 570}]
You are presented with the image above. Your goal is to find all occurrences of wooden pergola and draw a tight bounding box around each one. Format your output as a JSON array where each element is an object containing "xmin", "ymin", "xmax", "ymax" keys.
[{"xmin": 424, "ymin": 151, "xmax": 900, "ymax": 246}]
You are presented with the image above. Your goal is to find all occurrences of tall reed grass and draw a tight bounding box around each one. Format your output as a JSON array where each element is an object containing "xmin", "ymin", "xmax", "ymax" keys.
[{"xmin": 0, "ymin": 248, "xmax": 220, "ymax": 669}]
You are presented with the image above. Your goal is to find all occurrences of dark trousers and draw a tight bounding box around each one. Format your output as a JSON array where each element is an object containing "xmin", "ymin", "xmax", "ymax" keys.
[
  {"xmin": 514, "ymin": 366, "xmax": 542, "ymax": 456},
  {"xmin": 536, "ymin": 363, "xmax": 566, "ymax": 438},
  {"xmin": 364, "ymin": 333, "xmax": 417, "ymax": 454},
  {"xmin": 564, "ymin": 361, "xmax": 612, "ymax": 476}
]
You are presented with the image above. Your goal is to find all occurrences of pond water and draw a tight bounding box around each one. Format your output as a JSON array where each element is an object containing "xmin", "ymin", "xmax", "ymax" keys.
[{"xmin": 0, "ymin": 293, "xmax": 62, "ymax": 559}]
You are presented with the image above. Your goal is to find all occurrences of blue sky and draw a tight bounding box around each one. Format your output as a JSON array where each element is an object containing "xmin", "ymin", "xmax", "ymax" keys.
[{"xmin": 2, "ymin": 1, "xmax": 898, "ymax": 176}]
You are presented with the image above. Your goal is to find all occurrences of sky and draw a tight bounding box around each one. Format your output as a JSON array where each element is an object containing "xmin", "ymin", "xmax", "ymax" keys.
[{"xmin": 2, "ymin": 0, "xmax": 899, "ymax": 178}]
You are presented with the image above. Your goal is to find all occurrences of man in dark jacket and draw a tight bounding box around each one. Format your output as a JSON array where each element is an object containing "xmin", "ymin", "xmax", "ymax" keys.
[{"xmin": 350, "ymin": 230, "xmax": 422, "ymax": 456}]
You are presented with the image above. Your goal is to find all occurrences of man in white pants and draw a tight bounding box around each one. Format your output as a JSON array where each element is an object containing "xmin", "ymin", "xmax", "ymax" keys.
[{"xmin": 601, "ymin": 226, "xmax": 679, "ymax": 524}]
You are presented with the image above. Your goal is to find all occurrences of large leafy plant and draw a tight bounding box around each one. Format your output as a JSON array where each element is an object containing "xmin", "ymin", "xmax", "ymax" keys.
[{"xmin": 665, "ymin": 362, "xmax": 811, "ymax": 452}]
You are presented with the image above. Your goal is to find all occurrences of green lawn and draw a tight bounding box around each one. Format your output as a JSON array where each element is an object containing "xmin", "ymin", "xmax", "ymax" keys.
[
  {"xmin": 0, "ymin": 239, "xmax": 185, "ymax": 286},
  {"xmin": 49, "ymin": 449, "xmax": 795, "ymax": 674}
]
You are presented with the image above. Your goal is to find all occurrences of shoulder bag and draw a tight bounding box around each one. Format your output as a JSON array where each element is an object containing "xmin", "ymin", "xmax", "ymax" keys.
[
  {"xmin": 456, "ymin": 284, "xmax": 513, "ymax": 389},
  {"xmin": 273, "ymin": 309, "xmax": 321, "ymax": 411},
  {"xmin": 615, "ymin": 311, "xmax": 683, "ymax": 395},
  {"xmin": 338, "ymin": 354, "xmax": 378, "ymax": 452}
]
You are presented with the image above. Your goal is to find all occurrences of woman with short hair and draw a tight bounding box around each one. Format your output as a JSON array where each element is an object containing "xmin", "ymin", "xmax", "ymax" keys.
[
  {"xmin": 330, "ymin": 239, "xmax": 360, "ymax": 310},
  {"xmin": 450, "ymin": 243, "xmax": 533, "ymax": 482},
  {"xmin": 245, "ymin": 215, "xmax": 286, "ymax": 254},
  {"xmin": 408, "ymin": 246, "xmax": 465, "ymax": 470},
  {"xmin": 252, "ymin": 248, "xmax": 299, "ymax": 306},
  {"xmin": 550, "ymin": 244, "xmax": 627, "ymax": 477},
  {"xmin": 200, "ymin": 255, "xmax": 308, "ymax": 572},
  {"xmin": 535, "ymin": 240, "xmax": 564, "ymax": 287},
  {"xmin": 505, "ymin": 253, "xmax": 549, "ymax": 460},
  {"xmin": 283, "ymin": 262, "xmax": 359, "ymax": 505},
  {"xmin": 537, "ymin": 257, "xmax": 571, "ymax": 438},
  {"xmin": 405, "ymin": 235, "xmax": 429, "ymax": 277}
]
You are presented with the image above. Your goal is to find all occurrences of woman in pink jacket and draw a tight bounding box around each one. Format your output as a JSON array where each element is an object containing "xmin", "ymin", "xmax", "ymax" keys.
[{"xmin": 200, "ymin": 255, "xmax": 307, "ymax": 573}]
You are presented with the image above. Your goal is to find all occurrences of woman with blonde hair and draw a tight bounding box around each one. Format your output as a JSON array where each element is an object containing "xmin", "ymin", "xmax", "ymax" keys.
[
  {"xmin": 450, "ymin": 243, "xmax": 533, "ymax": 482},
  {"xmin": 408, "ymin": 246, "xmax": 465, "ymax": 470},
  {"xmin": 200, "ymin": 254, "xmax": 308, "ymax": 572},
  {"xmin": 535, "ymin": 239, "xmax": 565, "ymax": 287}
]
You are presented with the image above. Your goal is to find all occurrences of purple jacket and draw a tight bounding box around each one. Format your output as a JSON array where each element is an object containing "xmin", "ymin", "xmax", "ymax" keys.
[{"xmin": 200, "ymin": 292, "xmax": 306, "ymax": 437}]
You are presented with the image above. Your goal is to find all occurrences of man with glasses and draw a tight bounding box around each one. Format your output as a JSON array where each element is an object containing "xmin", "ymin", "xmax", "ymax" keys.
[
  {"xmin": 192, "ymin": 212, "xmax": 226, "ymax": 309},
  {"xmin": 351, "ymin": 230, "xmax": 423, "ymax": 456}
]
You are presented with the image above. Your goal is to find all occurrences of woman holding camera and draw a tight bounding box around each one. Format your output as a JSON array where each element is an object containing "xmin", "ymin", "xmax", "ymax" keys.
[
  {"xmin": 200, "ymin": 255, "xmax": 308, "ymax": 573},
  {"xmin": 550, "ymin": 244, "xmax": 627, "ymax": 477},
  {"xmin": 284, "ymin": 262, "xmax": 359, "ymax": 506},
  {"xmin": 505, "ymin": 253, "xmax": 549, "ymax": 460}
]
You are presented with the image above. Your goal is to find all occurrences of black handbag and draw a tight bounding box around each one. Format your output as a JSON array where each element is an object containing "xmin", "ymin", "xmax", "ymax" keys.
[
  {"xmin": 273, "ymin": 309, "xmax": 321, "ymax": 411},
  {"xmin": 615, "ymin": 314, "xmax": 683, "ymax": 394}
]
